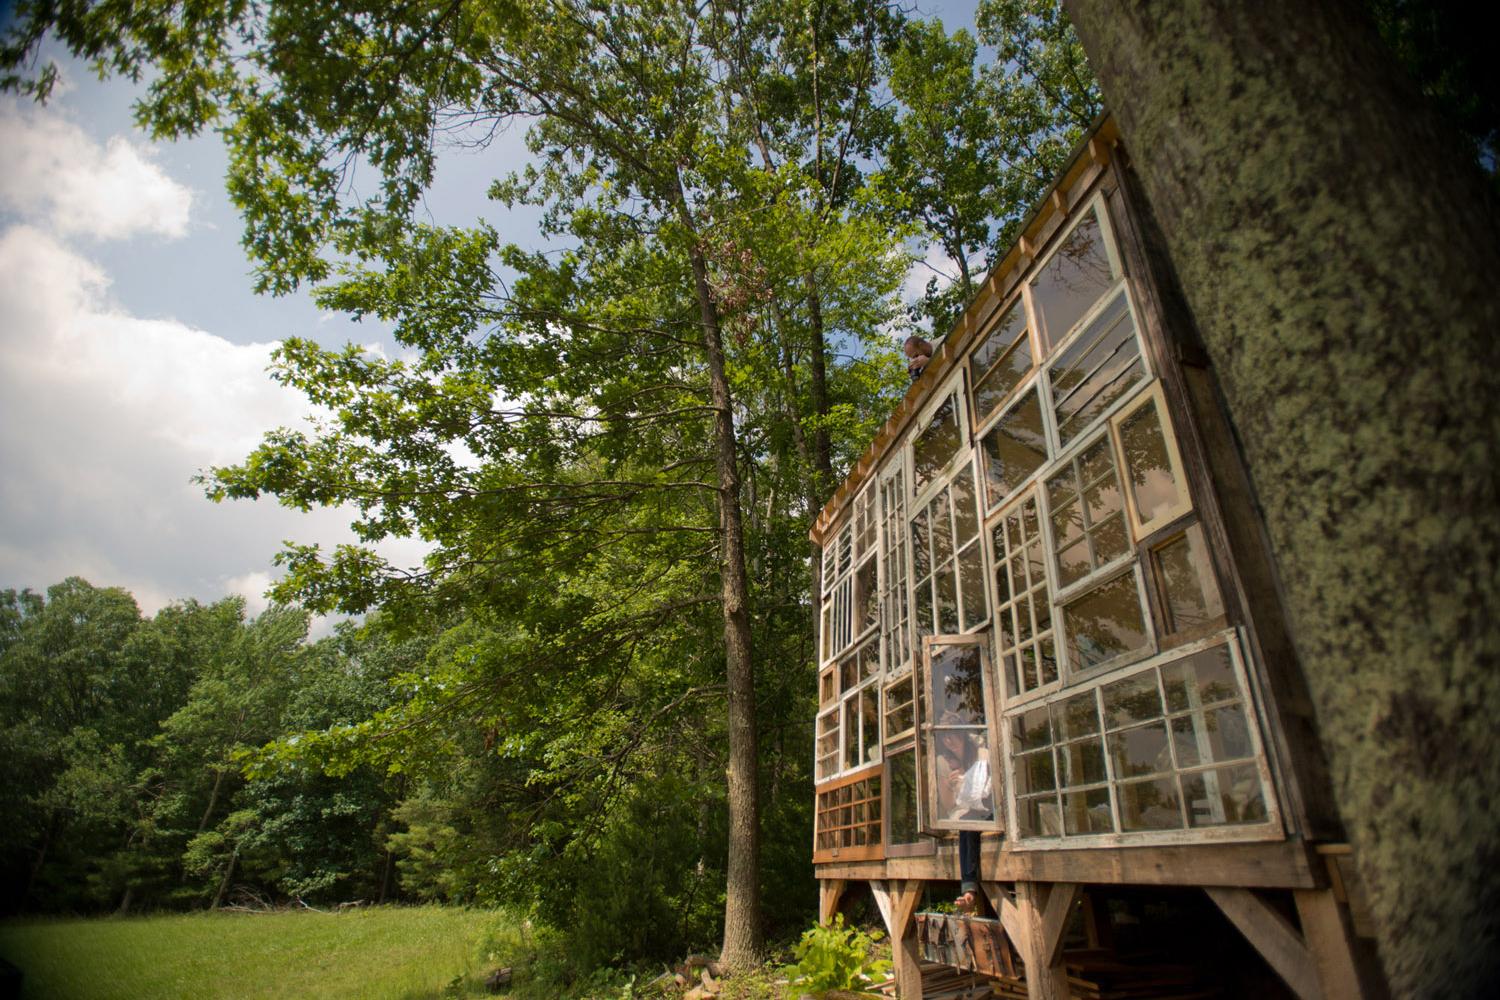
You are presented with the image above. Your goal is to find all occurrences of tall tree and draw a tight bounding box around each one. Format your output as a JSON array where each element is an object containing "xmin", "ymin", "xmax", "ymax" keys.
[
  {"xmin": 1065, "ymin": 1, "xmax": 1500, "ymax": 993},
  {"xmin": 1, "ymin": 0, "xmax": 908, "ymax": 964}
]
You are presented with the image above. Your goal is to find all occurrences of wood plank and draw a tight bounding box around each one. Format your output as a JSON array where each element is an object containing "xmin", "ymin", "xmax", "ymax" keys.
[
  {"xmin": 1017, "ymin": 881, "xmax": 1072, "ymax": 1000},
  {"xmin": 819, "ymin": 879, "xmax": 846, "ymax": 926},
  {"xmin": 1041, "ymin": 883, "xmax": 1083, "ymax": 969},
  {"xmin": 890, "ymin": 879, "xmax": 926, "ymax": 1000},
  {"xmin": 870, "ymin": 879, "xmax": 895, "ymax": 938},
  {"xmin": 1206, "ymin": 887, "xmax": 1320, "ymax": 1000},
  {"xmin": 1293, "ymin": 889, "xmax": 1386, "ymax": 1000}
]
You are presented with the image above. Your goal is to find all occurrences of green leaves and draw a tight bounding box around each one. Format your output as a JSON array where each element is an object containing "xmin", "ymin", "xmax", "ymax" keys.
[{"xmin": 787, "ymin": 914, "xmax": 892, "ymax": 994}]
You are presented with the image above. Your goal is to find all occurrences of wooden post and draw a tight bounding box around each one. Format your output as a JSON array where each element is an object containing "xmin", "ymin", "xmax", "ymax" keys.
[
  {"xmin": 1294, "ymin": 889, "xmax": 1387, "ymax": 1000},
  {"xmin": 874, "ymin": 878, "xmax": 926, "ymax": 1000},
  {"xmin": 1010, "ymin": 881, "xmax": 1078, "ymax": 1000},
  {"xmin": 819, "ymin": 878, "xmax": 846, "ymax": 925}
]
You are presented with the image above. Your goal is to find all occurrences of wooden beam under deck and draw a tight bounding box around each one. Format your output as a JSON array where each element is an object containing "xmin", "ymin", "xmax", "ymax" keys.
[{"xmin": 816, "ymin": 836, "xmax": 1323, "ymax": 890}]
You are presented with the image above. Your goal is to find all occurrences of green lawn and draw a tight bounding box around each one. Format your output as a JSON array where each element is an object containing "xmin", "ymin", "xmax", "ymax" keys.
[{"xmin": 0, "ymin": 906, "xmax": 516, "ymax": 1000}]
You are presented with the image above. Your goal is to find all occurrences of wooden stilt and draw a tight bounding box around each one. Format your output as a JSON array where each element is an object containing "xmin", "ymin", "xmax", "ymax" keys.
[
  {"xmin": 819, "ymin": 878, "xmax": 846, "ymax": 926},
  {"xmin": 876, "ymin": 878, "xmax": 925, "ymax": 1000},
  {"xmin": 1206, "ymin": 887, "xmax": 1320, "ymax": 999},
  {"xmin": 1010, "ymin": 881, "xmax": 1076, "ymax": 1000},
  {"xmin": 1294, "ymin": 888, "xmax": 1386, "ymax": 1000}
]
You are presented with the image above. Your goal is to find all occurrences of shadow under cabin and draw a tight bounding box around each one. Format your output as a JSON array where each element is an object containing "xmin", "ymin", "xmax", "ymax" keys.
[{"xmin": 808, "ymin": 115, "xmax": 1386, "ymax": 1000}]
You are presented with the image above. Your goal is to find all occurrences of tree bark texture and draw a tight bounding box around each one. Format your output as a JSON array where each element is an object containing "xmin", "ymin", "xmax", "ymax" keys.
[
  {"xmin": 687, "ymin": 240, "xmax": 764, "ymax": 969},
  {"xmin": 1065, "ymin": 2, "xmax": 1500, "ymax": 994}
]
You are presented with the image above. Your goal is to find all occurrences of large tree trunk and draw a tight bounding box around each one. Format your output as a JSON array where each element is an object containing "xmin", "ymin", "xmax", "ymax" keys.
[
  {"xmin": 1065, "ymin": 3, "xmax": 1500, "ymax": 993},
  {"xmin": 684, "ymin": 220, "xmax": 763, "ymax": 968}
]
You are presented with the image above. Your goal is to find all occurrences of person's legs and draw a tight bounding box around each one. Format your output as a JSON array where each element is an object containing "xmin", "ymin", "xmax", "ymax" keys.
[{"xmin": 956, "ymin": 830, "xmax": 980, "ymax": 912}]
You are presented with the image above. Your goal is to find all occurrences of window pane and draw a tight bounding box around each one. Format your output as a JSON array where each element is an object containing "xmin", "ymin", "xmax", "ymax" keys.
[
  {"xmin": 981, "ymin": 387, "xmax": 1049, "ymax": 509},
  {"xmin": 1162, "ymin": 644, "xmax": 1239, "ymax": 711},
  {"xmin": 932, "ymin": 489, "xmax": 954, "ymax": 566},
  {"xmin": 914, "ymin": 393, "xmax": 961, "ymax": 496},
  {"xmin": 972, "ymin": 301, "xmax": 1028, "ymax": 379},
  {"xmin": 1119, "ymin": 396, "xmax": 1184, "ymax": 526},
  {"xmin": 888, "ymin": 748, "xmax": 921, "ymax": 844},
  {"xmin": 1109, "ymin": 721, "xmax": 1172, "ymax": 778},
  {"xmin": 861, "ymin": 687, "xmax": 881, "ymax": 763},
  {"xmin": 936, "ymin": 564, "xmax": 960, "ymax": 633},
  {"xmin": 958, "ymin": 541, "xmax": 988, "ymax": 630},
  {"xmin": 1060, "ymin": 738, "xmax": 1107, "ymax": 787},
  {"xmin": 1063, "ymin": 573, "xmax": 1149, "ymax": 673},
  {"xmin": 1017, "ymin": 749, "xmax": 1057, "ymax": 794},
  {"xmin": 1049, "ymin": 291, "xmax": 1144, "ymax": 447},
  {"xmin": 974, "ymin": 335, "xmax": 1034, "ymax": 425},
  {"xmin": 951, "ymin": 470, "xmax": 980, "ymax": 544},
  {"xmin": 1154, "ymin": 525, "xmax": 1225, "ymax": 635},
  {"xmin": 1014, "ymin": 705, "xmax": 1053, "ymax": 752},
  {"xmin": 927, "ymin": 644, "xmax": 986, "ymax": 724},
  {"xmin": 1053, "ymin": 691, "xmax": 1101, "ymax": 740},
  {"xmin": 1030, "ymin": 207, "xmax": 1117, "ymax": 347},
  {"xmin": 1018, "ymin": 795, "xmax": 1062, "ymax": 838},
  {"xmin": 1063, "ymin": 788, "xmax": 1115, "ymax": 835},
  {"xmin": 1118, "ymin": 777, "xmax": 1183, "ymax": 831},
  {"xmin": 1183, "ymin": 764, "xmax": 1268, "ymax": 827},
  {"xmin": 1102, "ymin": 670, "xmax": 1163, "ymax": 728},
  {"xmin": 855, "ymin": 558, "xmax": 878, "ymax": 634},
  {"xmin": 886, "ymin": 679, "xmax": 915, "ymax": 737}
]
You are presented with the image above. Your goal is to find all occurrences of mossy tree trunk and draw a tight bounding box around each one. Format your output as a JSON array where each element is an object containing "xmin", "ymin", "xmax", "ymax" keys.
[{"xmin": 1065, "ymin": 2, "xmax": 1500, "ymax": 993}]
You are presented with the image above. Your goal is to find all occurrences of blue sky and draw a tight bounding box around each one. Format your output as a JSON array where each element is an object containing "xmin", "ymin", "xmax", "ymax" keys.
[{"xmin": 0, "ymin": 1, "xmax": 980, "ymax": 621}]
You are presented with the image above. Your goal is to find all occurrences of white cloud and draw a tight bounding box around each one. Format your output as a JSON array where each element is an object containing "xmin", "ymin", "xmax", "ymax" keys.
[
  {"xmin": 0, "ymin": 225, "xmax": 431, "ymax": 615},
  {"xmin": 904, "ymin": 239, "xmax": 960, "ymax": 302},
  {"xmin": 0, "ymin": 102, "xmax": 193, "ymax": 241}
]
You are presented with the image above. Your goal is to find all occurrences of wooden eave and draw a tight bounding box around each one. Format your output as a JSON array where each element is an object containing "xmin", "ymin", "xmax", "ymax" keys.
[{"xmin": 809, "ymin": 113, "xmax": 1122, "ymax": 547}]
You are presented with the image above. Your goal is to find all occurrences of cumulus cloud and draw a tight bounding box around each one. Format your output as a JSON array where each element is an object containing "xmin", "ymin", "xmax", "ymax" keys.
[
  {"xmin": 0, "ymin": 102, "xmax": 193, "ymax": 241},
  {"xmin": 0, "ymin": 225, "xmax": 428, "ymax": 616}
]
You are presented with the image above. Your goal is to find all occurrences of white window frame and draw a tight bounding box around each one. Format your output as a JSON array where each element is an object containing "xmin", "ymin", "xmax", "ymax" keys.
[
  {"xmin": 1110, "ymin": 381, "xmax": 1195, "ymax": 542},
  {"xmin": 1025, "ymin": 192, "xmax": 1128, "ymax": 357},
  {"xmin": 1003, "ymin": 628, "xmax": 1284, "ymax": 850}
]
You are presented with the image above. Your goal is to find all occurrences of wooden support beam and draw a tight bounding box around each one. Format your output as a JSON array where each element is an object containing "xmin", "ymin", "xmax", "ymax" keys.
[
  {"xmin": 1207, "ymin": 887, "xmax": 1320, "ymax": 1000},
  {"xmin": 869, "ymin": 880, "xmax": 894, "ymax": 938},
  {"xmin": 1015, "ymin": 881, "xmax": 1073, "ymax": 1000},
  {"xmin": 884, "ymin": 879, "xmax": 925, "ymax": 1000},
  {"xmin": 1294, "ymin": 889, "xmax": 1387, "ymax": 1000},
  {"xmin": 1040, "ymin": 882, "xmax": 1083, "ymax": 970},
  {"xmin": 819, "ymin": 879, "xmax": 846, "ymax": 926}
]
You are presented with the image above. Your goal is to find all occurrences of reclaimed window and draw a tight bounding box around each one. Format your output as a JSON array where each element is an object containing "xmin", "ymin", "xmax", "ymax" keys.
[
  {"xmin": 814, "ymin": 765, "xmax": 883, "ymax": 862},
  {"xmin": 911, "ymin": 465, "xmax": 988, "ymax": 639},
  {"xmin": 991, "ymin": 490, "xmax": 1060, "ymax": 700},
  {"xmin": 970, "ymin": 301, "xmax": 1033, "ymax": 425},
  {"xmin": 884, "ymin": 673, "xmax": 916, "ymax": 741},
  {"xmin": 885, "ymin": 743, "xmax": 924, "ymax": 850},
  {"xmin": 1006, "ymin": 632, "xmax": 1277, "ymax": 845},
  {"xmin": 1047, "ymin": 288, "xmax": 1146, "ymax": 449},
  {"xmin": 919, "ymin": 637, "xmax": 1001, "ymax": 832},
  {"xmin": 979, "ymin": 382, "xmax": 1049, "ymax": 511},
  {"xmin": 816, "ymin": 707, "xmax": 840, "ymax": 782},
  {"xmin": 1029, "ymin": 202, "xmax": 1119, "ymax": 351},
  {"xmin": 837, "ymin": 634, "xmax": 882, "ymax": 774},
  {"xmin": 1047, "ymin": 434, "xmax": 1131, "ymax": 591},
  {"xmin": 1059, "ymin": 567, "xmax": 1152, "ymax": 676},
  {"xmin": 1113, "ymin": 384, "xmax": 1192, "ymax": 539},
  {"xmin": 880, "ymin": 466, "xmax": 913, "ymax": 673},
  {"xmin": 913, "ymin": 390, "xmax": 964, "ymax": 498},
  {"xmin": 1150, "ymin": 522, "xmax": 1226, "ymax": 642}
]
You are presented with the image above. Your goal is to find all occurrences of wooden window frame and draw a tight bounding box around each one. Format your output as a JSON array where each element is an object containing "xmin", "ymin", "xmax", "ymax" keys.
[
  {"xmin": 1042, "ymin": 282, "xmax": 1153, "ymax": 455},
  {"xmin": 1142, "ymin": 517, "xmax": 1231, "ymax": 651},
  {"xmin": 882, "ymin": 738, "xmax": 935, "ymax": 858},
  {"xmin": 813, "ymin": 762, "xmax": 885, "ymax": 863},
  {"xmin": 1055, "ymin": 560, "xmax": 1159, "ymax": 686},
  {"xmin": 917, "ymin": 634, "xmax": 1005, "ymax": 835},
  {"xmin": 1044, "ymin": 427, "xmax": 1140, "ymax": 606}
]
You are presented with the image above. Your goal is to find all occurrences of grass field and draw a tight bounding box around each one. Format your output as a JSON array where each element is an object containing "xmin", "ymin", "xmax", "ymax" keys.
[{"xmin": 0, "ymin": 905, "xmax": 519, "ymax": 1000}]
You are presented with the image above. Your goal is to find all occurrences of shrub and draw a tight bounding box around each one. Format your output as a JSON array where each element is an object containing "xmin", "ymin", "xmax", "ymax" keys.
[{"xmin": 785, "ymin": 914, "xmax": 891, "ymax": 995}]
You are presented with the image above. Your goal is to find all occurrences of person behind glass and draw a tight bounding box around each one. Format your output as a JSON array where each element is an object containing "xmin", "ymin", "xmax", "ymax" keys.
[
  {"xmin": 935, "ymin": 712, "xmax": 992, "ymax": 913},
  {"xmin": 904, "ymin": 335, "xmax": 933, "ymax": 381}
]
